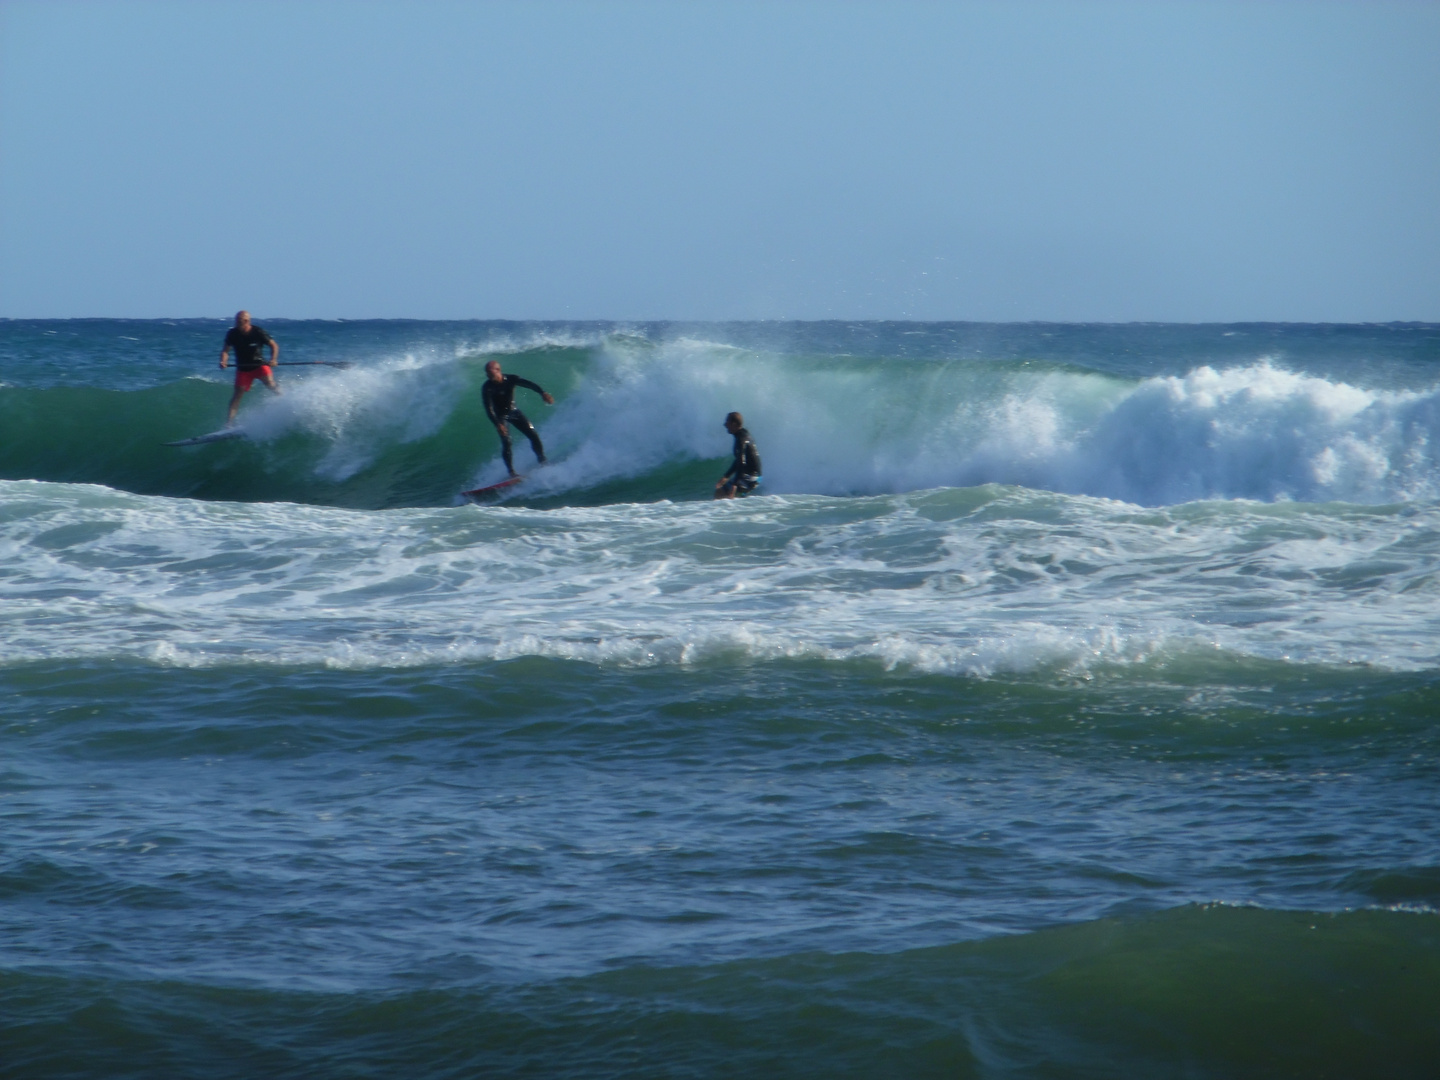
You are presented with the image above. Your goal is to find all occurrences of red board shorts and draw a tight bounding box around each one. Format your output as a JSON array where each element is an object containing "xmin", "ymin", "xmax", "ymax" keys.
[{"xmin": 234, "ymin": 365, "xmax": 273, "ymax": 392}]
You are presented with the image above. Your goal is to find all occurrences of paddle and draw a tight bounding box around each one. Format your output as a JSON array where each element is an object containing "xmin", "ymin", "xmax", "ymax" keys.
[{"xmin": 277, "ymin": 361, "xmax": 353, "ymax": 369}]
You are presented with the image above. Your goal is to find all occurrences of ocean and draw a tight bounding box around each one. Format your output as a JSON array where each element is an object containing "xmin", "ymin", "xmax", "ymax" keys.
[{"xmin": 2, "ymin": 319, "xmax": 1438, "ymax": 1078}]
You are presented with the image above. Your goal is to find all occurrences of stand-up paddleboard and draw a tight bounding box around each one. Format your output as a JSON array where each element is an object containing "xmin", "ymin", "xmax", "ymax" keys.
[
  {"xmin": 164, "ymin": 428, "xmax": 247, "ymax": 447},
  {"xmin": 461, "ymin": 476, "xmax": 524, "ymax": 499}
]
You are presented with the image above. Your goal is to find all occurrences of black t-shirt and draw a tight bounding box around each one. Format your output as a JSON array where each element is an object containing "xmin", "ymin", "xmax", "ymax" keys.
[{"xmin": 224, "ymin": 325, "xmax": 275, "ymax": 370}]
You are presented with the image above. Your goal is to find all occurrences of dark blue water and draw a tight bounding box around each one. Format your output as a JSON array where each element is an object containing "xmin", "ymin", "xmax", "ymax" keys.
[{"xmin": 3, "ymin": 320, "xmax": 1439, "ymax": 1077}]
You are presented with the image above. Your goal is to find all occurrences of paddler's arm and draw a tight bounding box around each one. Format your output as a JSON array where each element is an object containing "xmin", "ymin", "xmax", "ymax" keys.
[
  {"xmin": 266, "ymin": 336, "xmax": 279, "ymax": 365},
  {"xmin": 218, "ymin": 344, "xmax": 229, "ymax": 369}
]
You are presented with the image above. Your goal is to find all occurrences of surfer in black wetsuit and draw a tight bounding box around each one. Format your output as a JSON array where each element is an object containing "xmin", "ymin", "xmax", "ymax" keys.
[
  {"xmin": 482, "ymin": 359, "xmax": 554, "ymax": 476},
  {"xmin": 219, "ymin": 310, "xmax": 280, "ymax": 426},
  {"xmin": 715, "ymin": 412, "xmax": 762, "ymax": 498}
]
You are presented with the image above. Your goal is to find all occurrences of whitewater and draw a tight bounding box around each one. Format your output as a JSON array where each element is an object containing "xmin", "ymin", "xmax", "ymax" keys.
[
  {"xmin": 3, "ymin": 319, "xmax": 1438, "ymax": 1079},
  {"xmin": 4, "ymin": 481, "xmax": 1438, "ymax": 675}
]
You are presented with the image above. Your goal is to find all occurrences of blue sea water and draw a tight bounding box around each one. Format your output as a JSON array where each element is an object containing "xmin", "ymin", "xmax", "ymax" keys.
[{"xmin": 2, "ymin": 319, "xmax": 1439, "ymax": 1078}]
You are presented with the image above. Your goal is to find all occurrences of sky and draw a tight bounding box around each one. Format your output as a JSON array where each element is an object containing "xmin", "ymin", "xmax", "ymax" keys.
[{"xmin": 1, "ymin": 0, "xmax": 1437, "ymax": 321}]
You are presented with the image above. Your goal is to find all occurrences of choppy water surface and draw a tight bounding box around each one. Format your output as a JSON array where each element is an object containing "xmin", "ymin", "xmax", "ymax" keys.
[{"xmin": 2, "ymin": 320, "xmax": 1439, "ymax": 1078}]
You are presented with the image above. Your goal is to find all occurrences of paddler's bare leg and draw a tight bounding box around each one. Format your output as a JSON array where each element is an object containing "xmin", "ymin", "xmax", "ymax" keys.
[{"xmin": 225, "ymin": 387, "xmax": 245, "ymax": 427}]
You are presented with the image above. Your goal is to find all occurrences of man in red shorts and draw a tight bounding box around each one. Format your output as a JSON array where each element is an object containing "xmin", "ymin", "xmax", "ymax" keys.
[{"xmin": 219, "ymin": 310, "xmax": 281, "ymax": 425}]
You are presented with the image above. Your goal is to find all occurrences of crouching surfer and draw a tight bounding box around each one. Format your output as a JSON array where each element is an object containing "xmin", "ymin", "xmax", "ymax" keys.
[
  {"xmin": 219, "ymin": 310, "xmax": 280, "ymax": 426},
  {"xmin": 483, "ymin": 359, "xmax": 554, "ymax": 477},
  {"xmin": 715, "ymin": 412, "xmax": 762, "ymax": 498}
]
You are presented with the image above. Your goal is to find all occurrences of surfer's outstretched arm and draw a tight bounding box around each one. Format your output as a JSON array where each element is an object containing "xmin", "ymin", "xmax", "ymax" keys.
[{"xmin": 512, "ymin": 376, "xmax": 555, "ymax": 405}]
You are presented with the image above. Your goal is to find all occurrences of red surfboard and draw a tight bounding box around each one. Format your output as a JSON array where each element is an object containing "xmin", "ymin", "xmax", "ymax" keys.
[{"xmin": 461, "ymin": 476, "xmax": 525, "ymax": 499}]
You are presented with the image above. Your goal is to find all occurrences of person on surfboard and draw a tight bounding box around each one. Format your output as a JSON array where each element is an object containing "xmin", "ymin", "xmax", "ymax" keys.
[
  {"xmin": 482, "ymin": 359, "xmax": 554, "ymax": 477},
  {"xmin": 219, "ymin": 310, "xmax": 280, "ymax": 426},
  {"xmin": 715, "ymin": 412, "xmax": 762, "ymax": 498}
]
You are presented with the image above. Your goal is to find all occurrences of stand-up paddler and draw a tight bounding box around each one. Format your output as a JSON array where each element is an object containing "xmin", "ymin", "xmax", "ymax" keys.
[
  {"xmin": 219, "ymin": 310, "xmax": 281, "ymax": 426},
  {"xmin": 482, "ymin": 359, "xmax": 554, "ymax": 476}
]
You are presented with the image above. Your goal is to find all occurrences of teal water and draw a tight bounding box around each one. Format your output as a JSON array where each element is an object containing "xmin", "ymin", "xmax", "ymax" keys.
[{"xmin": 2, "ymin": 320, "xmax": 1439, "ymax": 1077}]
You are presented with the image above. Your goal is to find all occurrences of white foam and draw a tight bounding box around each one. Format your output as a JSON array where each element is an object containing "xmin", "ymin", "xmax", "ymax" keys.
[{"xmin": 3, "ymin": 480, "xmax": 1437, "ymax": 674}]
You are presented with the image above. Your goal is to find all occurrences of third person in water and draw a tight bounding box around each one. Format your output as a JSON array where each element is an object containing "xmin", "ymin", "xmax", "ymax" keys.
[
  {"xmin": 715, "ymin": 412, "xmax": 762, "ymax": 498},
  {"xmin": 483, "ymin": 359, "xmax": 554, "ymax": 477}
]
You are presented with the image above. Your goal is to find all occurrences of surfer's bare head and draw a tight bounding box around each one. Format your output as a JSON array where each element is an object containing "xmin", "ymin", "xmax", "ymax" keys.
[
  {"xmin": 724, "ymin": 412, "xmax": 743, "ymax": 431},
  {"xmin": 485, "ymin": 360, "xmax": 503, "ymax": 381},
  {"xmin": 234, "ymin": 310, "xmax": 251, "ymax": 329}
]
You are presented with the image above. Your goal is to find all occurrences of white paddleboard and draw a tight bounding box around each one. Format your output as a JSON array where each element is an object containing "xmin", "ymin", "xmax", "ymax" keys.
[{"xmin": 164, "ymin": 429, "xmax": 247, "ymax": 447}]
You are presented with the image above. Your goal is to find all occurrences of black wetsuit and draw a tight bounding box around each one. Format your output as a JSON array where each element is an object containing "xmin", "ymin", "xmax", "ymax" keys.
[
  {"xmin": 223, "ymin": 325, "xmax": 275, "ymax": 370},
  {"xmin": 482, "ymin": 374, "xmax": 548, "ymax": 474},
  {"xmin": 722, "ymin": 428, "xmax": 762, "ymax": 492}
]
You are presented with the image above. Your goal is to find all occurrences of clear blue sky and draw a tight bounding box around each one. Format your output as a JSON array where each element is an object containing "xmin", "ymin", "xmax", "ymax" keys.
[{"xmin": 2, "ymin": 0, "xmax": 1437, "ymax": 321}]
